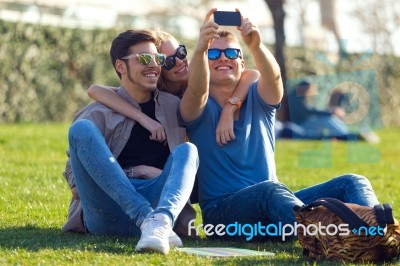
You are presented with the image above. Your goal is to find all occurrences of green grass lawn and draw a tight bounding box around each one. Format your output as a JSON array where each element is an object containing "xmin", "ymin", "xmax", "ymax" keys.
[{"xmin": 1, "ymin": 123, "xmax": 399, "ymax": 265}]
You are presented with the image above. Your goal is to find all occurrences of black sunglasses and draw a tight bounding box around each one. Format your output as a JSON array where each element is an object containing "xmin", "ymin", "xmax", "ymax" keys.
[
  {"xmin": 207, "ymin": 48, "xmax": 242, "ymax": 60},
  {"xmin": 163, "ymin": 45, "xmax": 187, "ymax": 71}
]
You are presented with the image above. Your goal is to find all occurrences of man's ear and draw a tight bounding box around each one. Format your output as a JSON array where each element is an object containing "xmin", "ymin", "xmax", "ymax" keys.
[
  {"xmin": 115, "ymin": 59, "xmax": 125, "ymax": 74},
  {"xmin": 240, "ymin": 58, "xmax": 245, "ymax": 73}
]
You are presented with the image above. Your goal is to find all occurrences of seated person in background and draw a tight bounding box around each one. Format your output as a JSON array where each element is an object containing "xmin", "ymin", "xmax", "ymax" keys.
[
  {"xmin": 328, "ymin": 88, "xmax": 380, "ymax": 143},
  {"xmin": 286, "ymin": 80, "xmax": 379, "ymax": 142}
]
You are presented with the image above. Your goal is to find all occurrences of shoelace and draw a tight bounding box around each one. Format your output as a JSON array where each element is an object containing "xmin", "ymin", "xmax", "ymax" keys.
[{"xmin": 145, "ymin": 217, "xmax": 170, "ymax": 238}]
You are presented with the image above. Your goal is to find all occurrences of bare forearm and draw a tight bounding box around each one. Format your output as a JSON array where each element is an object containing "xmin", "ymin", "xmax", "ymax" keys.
[
  {"xmin": 180, "ymin": 9, "xmax": 218, "ymax": 122},
  {"xmin": 253, "ymin": 45, "xmax": 281, "ymax": 86},
  {"xmin": 88, "ymin": 84, "xmax": 147, "ymax": 123},
  {"xmin": 251, "ymin": 44, "xmax": 283, "ymax": 105},
  {"xmin": 180, "ymin": 51, "xmax": 209, "ymax": 122},
  {"xmin": 88, "ymin": 85, "xmax": 166, "ymax": 141},
  {"xmin": 230, "ymin": 70, "xmax": 259, "ymax": 101},
  {"xmin": 187, "ymin": 51, "xmax": 209, "ymax": 99},
  {"xmin": 216, "ymin": 71, "xmax": 259, "ymax": 146}
]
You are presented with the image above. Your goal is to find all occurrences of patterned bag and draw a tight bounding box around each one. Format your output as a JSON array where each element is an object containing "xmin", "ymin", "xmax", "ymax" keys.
[{"xmin": 294, "ymin": 198, "xmax": 400, "ymax": 262}]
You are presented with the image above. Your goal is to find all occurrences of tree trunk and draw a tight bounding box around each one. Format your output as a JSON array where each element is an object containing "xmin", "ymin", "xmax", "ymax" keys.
[
  {"xmin": 265, "ymin": 0, "xmax": 289, "ymax": 122},
  {"xmin": 319, "ymin": 0, "xmax": 345, "ymax": 60}
]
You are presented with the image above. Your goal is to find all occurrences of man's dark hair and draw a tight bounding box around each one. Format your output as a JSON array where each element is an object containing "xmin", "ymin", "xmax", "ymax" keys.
[{"xmin": 110, "ymin": 30, "xmax": 157, "ymax": 79}]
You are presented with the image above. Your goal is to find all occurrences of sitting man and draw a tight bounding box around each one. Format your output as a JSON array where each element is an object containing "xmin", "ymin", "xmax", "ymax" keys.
[
  {"xmin": 179, "ymin": 9, "xmax": 379, "ymax": 241},
  {"xmin": 287, "ymin": 80, "xmax": 357, "ymax": 140},
  {"xmin": 63, "ymin": 29, "xmax": 198, "ymax": 254}
]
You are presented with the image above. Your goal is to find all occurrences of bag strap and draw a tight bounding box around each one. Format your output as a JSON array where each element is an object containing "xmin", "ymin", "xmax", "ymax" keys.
[
  {"xmin": 374, "ymin": 204, "xmax": 385, "ymax": 228},
  {"xmin": 374, "ymin": 203, "xmax": 395, "ymax": 228},
  {"xmin": 383, "ymin": 203, "xmax": 395, "ymax": 224},
  {"xmin": 298, "ymin": 198, "xmax": 395, "ymax": 229},
  {"xmin": 297, "ymin": 198, "xmax": 369, "ymax": 229}
]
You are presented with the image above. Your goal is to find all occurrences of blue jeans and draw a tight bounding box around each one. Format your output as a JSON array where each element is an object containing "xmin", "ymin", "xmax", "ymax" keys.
[
  {"xmin": 68, "ymin": 119, "xmax": 198, "ymax": 236},
  {"xmin": 299, "ymin": 116, "xmax": 357, "ymax": 139},
  {"xmin": 202, "ymin": 173, "xmax": 378, "ymax": 240}
]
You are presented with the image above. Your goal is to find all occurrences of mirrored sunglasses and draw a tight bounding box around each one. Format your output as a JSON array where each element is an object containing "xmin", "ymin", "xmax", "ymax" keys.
[
  {"xmin": 163, "ymin": 45, "xmax": 187, "ymax": 71},
  {"xmin": 207, "ymin": 48, "xmax": 242, "ymax": 60},
  {"xmin": 122, "ymin": 53, "xmax": 166, "ymax": 66}
]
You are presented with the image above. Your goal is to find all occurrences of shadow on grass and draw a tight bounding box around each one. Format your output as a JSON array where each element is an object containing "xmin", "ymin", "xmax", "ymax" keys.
[
  {"xmin": 0, "ymin": 226, "xmax": 352, "ymax": 265},
  {"xmin": 0, "ymin": 226, "xmax": 311, "ymax": 263},
  {"xmin": 0, "ymin": 226, "xmax": 296, "ymax": 249},
  {"xmin": 0, "ymin": 226, "xmax": 139, "ymax": 253}
]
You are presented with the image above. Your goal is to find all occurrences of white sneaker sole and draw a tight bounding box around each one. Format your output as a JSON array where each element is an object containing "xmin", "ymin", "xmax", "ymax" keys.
[
  {"xmin": 169, "ymin": 234, "xmax": 183, "ymax": 248},
  {"xmin": 136, "ymin": 239, "xmax": 170, "ymax": 255}
]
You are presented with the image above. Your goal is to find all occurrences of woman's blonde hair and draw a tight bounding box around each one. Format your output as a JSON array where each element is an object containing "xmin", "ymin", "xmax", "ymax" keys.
[
  {"xmin": 150, "ymin": 26, "xmax": 176, "ymax": 50},
  {"xmin": 149, "ymin": 27, "xmax": 186, "ymax": 97}
]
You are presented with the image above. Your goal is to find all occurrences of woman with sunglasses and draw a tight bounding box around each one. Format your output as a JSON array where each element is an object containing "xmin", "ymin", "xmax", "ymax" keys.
[{"xmin": 87, "ymin": 29, "xmax": 259, "ymax": 146}]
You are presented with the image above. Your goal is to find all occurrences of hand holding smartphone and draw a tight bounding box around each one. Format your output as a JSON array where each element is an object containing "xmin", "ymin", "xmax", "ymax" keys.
[{"xmin": 213, "ymin": 11, "xmax": 241, "ymax": 26}]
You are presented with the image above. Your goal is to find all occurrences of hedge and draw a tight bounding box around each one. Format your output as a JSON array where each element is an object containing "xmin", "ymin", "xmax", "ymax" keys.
[{"xmin": 1, "ymin": 20, "xmax": 399, "ymax": 126}]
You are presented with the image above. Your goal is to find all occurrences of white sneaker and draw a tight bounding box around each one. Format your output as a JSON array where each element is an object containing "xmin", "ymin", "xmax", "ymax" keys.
[
  {"xmin": 169, "ymin": 230, "xmax": 183, "ymax": 248},
  {"xmin": 136, "ymin": 213, "xmax": 172, "ymax": 255}
]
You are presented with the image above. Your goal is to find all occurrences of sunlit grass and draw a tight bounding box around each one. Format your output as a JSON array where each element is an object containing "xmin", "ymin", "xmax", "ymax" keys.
[{"xmin": 1, "ymin": 123, "xmax": 399, "ymax": 265}]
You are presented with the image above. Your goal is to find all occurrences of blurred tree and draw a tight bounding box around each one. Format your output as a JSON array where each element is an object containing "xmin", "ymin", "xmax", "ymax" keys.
[
  {"xmin": 296, "ymin": 0, "xmax": 312, "ymax": 46},
  {"xmin": 352, "ymin": 0, "xmax": 400, "ymax": 55},
  {"xmin": 319, "ymin": 0, "xmax": 344, "ymax": 57},
  {"xmin": 264, "ymin": 0, "xmax": 343, "ymax": 121},
  {"xmin": 265, "ymin": 0, "xmax": 290, "ymax": 121}
]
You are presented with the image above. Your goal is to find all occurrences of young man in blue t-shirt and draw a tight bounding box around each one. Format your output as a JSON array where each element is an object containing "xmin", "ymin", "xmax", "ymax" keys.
[{"xmin": 179, "ymin": 9, "xmax": 379, "ymax": 241}]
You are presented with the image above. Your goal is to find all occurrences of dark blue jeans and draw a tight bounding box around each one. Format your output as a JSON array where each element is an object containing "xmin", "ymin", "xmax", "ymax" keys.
[
  {"xmin": 68, "ymin": 119, "xmax": 198, "ymax": 236},
  {"xmin": 202, "ymin": 174, "xmax": 378, "ymax": 241}
]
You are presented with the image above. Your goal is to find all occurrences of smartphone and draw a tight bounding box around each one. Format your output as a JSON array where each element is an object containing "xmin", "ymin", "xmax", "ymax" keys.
[{"xmin": 213, "ymin": 11, "xmax": 241, "ymax": 26}]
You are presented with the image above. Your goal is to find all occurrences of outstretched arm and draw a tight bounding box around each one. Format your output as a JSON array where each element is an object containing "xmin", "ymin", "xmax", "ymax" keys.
[
  {"xmin": 238, "ymin": 11, "xmax": 283, "ymax": 106},
  {"xmin": 216, "ymin": 69, "xmax": 260, "ymax": 145},
  {"xmin": 88, "ymin": 84, "xmax": 166, "ymax": 141},
  {"xmin": 179, "ymin": 8, "xmax": 219, "ymax": 123}
]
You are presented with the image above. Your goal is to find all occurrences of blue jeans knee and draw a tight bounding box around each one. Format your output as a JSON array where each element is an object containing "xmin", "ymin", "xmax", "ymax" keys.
[{"xmin": 69, "ymin": 119, "xmax": 98, "ymax": 144}]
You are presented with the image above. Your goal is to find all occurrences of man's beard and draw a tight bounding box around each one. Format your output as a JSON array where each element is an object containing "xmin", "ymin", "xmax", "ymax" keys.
[{"xmin": 126, "ymin": 64, "xmax": 157, "ymax": 91}]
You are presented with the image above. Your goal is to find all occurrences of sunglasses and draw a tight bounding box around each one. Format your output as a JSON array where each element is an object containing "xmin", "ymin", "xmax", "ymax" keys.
[
  {"xmin": 163, "ymin": 45, "xmax": 187, "ymax": 71},
  {"xmin": 122, "ymin": 53, "xmax": 166, "ymax": 66},
  {"xmin": 207, "ymin": 48, "xmax": 242, "ymax": 60}
]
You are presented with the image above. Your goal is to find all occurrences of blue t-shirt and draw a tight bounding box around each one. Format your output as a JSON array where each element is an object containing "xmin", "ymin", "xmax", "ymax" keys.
[{"xmin": 184, "ymin": 82, "xmax": 279, "ymax": 211}]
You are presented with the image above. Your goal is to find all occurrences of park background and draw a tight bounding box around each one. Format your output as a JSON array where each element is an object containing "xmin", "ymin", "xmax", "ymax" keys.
[{"xmin": 1, "ymin": 0, "xmax": 400, "ymax": 265}]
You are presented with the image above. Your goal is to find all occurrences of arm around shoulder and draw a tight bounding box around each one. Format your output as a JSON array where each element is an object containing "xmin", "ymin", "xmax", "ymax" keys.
[
  {"xmin": 87, "ymin": 84, "xmax": 166, "ymax": 141},
  {"xmin": 87, "ymin": 84, "xmax": 143, "ymax": 121}
]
